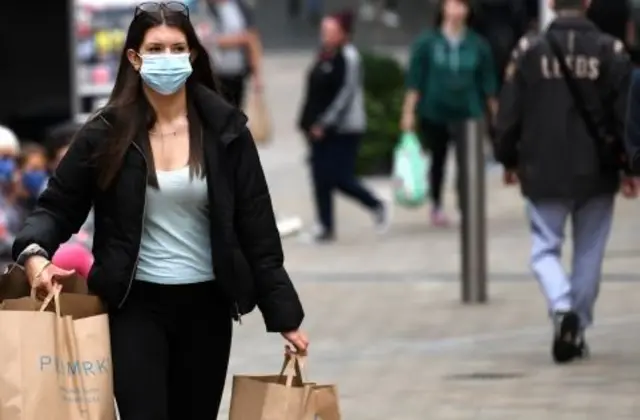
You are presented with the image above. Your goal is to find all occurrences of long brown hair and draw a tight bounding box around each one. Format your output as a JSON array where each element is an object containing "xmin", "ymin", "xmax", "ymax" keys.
[{"xmin": 95, "ymin": 6, "xmax": 219, "ymax": 190}]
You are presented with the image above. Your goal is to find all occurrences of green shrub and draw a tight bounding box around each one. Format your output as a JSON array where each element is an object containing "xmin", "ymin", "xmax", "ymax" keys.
[{"xmin": 358, "ymin": 51, "xmax": 406, "ymax": 175}]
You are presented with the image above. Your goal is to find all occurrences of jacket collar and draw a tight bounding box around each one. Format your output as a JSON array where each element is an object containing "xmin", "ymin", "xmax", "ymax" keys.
[
  {"xmin": 549, "ymin": 15, "xmax": 599, "ymax": 32},
  {"xmin": 98, "ymin": 84, "xmax": 248, "ymax": 147}
]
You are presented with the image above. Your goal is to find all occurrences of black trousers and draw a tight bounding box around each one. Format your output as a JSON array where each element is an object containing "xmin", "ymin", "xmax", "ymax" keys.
[
  {"xmin": 420, "ymin": 119, "xmax": 463, "ymax": 209},
  {"xmin": 110, "ymin": 280, "xmax": 232, "ymax": 420},
  {"xmin": 218, "ymin": 74, "xmax": 247, "ymax": 108},
  {"xmin": 310, "ymin": 132, "xmax": 381, "ymax": 233}
]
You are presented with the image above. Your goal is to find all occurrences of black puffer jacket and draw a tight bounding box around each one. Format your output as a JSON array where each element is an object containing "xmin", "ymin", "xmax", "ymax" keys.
[{"xmin": 13, "ymin": 85, "xmax": 304, "ymax": 333}]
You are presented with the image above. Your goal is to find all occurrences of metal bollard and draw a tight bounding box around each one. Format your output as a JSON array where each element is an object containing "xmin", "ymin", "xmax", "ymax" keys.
[{"xmin": 460, "ymin": 120, "xmax": 487, "ymax": 303}]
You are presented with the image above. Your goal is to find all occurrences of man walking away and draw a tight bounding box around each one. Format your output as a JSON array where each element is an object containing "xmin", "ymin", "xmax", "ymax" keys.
[{"xmin": 494, "ymin": 0, "xmax": 634, "ymax": 364}]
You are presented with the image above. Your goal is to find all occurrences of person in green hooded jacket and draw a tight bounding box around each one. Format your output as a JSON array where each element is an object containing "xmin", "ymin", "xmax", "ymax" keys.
[{"xmin": 401, "ymin": 0, "xmax": 498, "ymax": 226}]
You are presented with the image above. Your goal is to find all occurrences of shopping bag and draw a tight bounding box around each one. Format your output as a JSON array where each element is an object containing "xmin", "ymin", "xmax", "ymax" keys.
[
  {"xmin": 392, "ymin": 131, "xmax": 430, "ymax": 207},
  {"xmin": 0, "ymin": 263, "xmax": 88, "ymax": 302},
  {"xmin": 230, "ymin": 353, "xmax": 342, "ymax": 420},
  {"xmin": 229, "ymin": 354, "xmax": 313, "ymax": 420},
  {"xmin": 0, "ymin": 286, "xmax": 114, "ymax": 420},
  {"xmin": 309, "ymin": 384, "xmax": 341, "ymax": 420},
  {"xmin": 246, "ymin": 89, "xmax": 273, "ymax": 145}
]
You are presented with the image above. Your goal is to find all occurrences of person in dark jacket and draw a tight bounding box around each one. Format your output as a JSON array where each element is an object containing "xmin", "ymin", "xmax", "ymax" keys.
[
  {"xmin": 625, "ymin": 70, "xmax": 640, "ymax": 172},
  {"xmin": 495, "ymin": 0, "xmax": 634, "ymax": 364},
  {"xmin": 298, "ymin": 10, "xmax": 389, "ymax": 243},
  {"xmin": 473, "ymin": 0, "xmax": 529, "ymax": 87},
  {"xmin": 587, "ymin": 0, "xmax": 634, "ymax": 47},
  {"xmin": 13, "ymin": 3, "xmax": 307, "ymax": 419},
  {"xmin": 205, "ymin": 0, "xmax": 263, "ymax": 107}
]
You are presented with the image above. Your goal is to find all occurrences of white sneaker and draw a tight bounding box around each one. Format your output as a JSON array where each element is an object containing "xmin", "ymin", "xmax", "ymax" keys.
[
  {"xmin": 381, "ymin": 9, "xmax": 400, "ymax": 28},
  {"xmin": 359, "ymin": 2, "xmax": 376, "ymax": 21},
  {"xmin": 277, "ymin": 216, "xmax": 303, "ymax": 238},
  {"xmin": 373, "ymin": 201, "xmax": 392, "ymax": 234}
]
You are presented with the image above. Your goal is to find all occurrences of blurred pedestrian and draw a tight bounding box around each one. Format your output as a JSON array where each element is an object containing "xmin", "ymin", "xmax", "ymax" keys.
[
  {"xmin": 0, "ymin": 126, "xmax": 22, "ymax": 258},
  {"xmin": 12, "ymin": 2, "xmax": 306, "ymax": 418},
  {"xmin": 625, "ymin": 70, "xmax": 640, "ymax": 171},
  {"xmin": 359, "ymin": 0, "xmax": 400, "ymax": 28},
  {"xmin": 15, "ymin": 143, "xmax": 49, "ymax": 212},
  {"xmin": 401, "ymin": 0, "xmax": 498, "ymax": 226},
  {"xmin": 473, "ymin": 0, "xmax": 529, "ymax": 88},
  {"xmin": 298, "ymin": 10, "xmax": 390, "ymax": 243},
  {"xmin": 205, "ymin": 0, "xmax": 264, "ymax": 107},
  {"xmin": 587, "ymin": 0, "xmax": 634, "ymax": 48},
  {"xmin": 495, "ymin": 0, "xmax": 633, "ymax": 364}
]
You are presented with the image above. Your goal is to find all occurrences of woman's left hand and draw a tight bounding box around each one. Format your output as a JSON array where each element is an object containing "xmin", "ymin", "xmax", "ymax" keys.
[
  {"xmin": 310, "ymin": 125, "xmax": 324, "ymax": 140},
  {"xmin": 281, "ymin": 329, "xmax": 309, "ymax": 354}
]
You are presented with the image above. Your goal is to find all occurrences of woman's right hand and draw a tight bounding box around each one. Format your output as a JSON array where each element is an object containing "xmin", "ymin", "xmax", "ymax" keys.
[
  {"xmin": 401, "ymin": 112, "xmax": 415, "ymax": 132},
  {"xmin": 24, "ymin": 255, "xmax": 75, "ymax": 296}
]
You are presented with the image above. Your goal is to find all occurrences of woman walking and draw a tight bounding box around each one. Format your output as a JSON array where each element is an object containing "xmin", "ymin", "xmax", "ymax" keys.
[
  {"xmin": 298, "ymin": 10, "xmax": 389, "ymax": 243},
  {"xmin": 13, "ymin": 2, "xmax": 307, "ymax": 419},
  {"xmin": 401, "ymin": 0, "xmax": 498, "ymax": 226}
]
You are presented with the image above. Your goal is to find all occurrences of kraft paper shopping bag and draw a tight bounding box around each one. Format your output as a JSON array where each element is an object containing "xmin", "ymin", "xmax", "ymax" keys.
[
  {"xmin": 0, "ymin": 286, "xmax": 114, "ymax": 420},
  {"xmin": 246, "ymin": 89, "xmax": 272, "ymax": 145},
  {"xmin": 229, "ymin": 354, "xmax": 314, "ymax": 420},
  {"xmin": 310, "ymin": 385, "xmax": 342, "ymax": 420},
  {"xmin": 230, "ymin": 354, "xmax": 342, "ymax": 420}
]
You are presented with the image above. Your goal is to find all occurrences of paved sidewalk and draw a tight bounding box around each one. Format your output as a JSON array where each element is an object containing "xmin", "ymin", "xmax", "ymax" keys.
[{"xmin": 217, "ymin": 53, "xmax": 640, "ymax": 419}]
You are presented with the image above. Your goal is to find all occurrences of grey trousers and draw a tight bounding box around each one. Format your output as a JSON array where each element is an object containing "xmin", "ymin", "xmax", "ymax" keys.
[{"xmin": 527, "ymin": 194, "xmax": 615, "ymax": 328}]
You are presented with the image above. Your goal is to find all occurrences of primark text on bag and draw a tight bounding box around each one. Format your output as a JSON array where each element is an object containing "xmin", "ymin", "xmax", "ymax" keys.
[{"xmin": 0, "ymin": 285, "xmax": 114, "ymax": 420}]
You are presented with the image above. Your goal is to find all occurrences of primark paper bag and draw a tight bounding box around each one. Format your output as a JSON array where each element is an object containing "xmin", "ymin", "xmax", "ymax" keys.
[{"xmin": 0, "ymin": 287, "xmax": 114, "ymax": 419}]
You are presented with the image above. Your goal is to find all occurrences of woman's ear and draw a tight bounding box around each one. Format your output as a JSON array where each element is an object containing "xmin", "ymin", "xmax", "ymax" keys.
[
  {"xmin": 190, "ymin": 50, "xmax": 198, "ymax": 62},
  {"xmin": 127, "ymin": 49, "xmax": 142, "ymax": 71}
]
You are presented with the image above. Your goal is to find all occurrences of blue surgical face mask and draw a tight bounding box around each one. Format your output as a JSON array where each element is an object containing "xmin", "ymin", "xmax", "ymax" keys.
[
  {"xmin": 22, "ymin": 170, "xmax": 48, "ymax": 197},
  {"xmin": 0, "ymin": 158, "xmax": 16, "ymax": 184},
  {"xmin": 139, "ymin": 53, "xmax": 193, "ymax": 95}
]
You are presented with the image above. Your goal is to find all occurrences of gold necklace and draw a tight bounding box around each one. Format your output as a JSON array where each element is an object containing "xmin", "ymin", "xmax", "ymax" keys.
[
  {"xmin": 151, "ymin": 130, "xmax": 178, "ymax": 138},
  {"xmin": 150, "ymin": 114, "xmax": 188, "ymax": 138}
]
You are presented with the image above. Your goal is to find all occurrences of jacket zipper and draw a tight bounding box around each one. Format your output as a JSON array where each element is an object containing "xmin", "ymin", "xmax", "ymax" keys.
[
  {"xmin": 113, "ymin": 124, "xmax": 244, "ymax": 322},
  {"xmin": 235, "ymin": 302, "xmax": 243, "ymax": 324},
  {"xmin": 200, "ymin": 125, "xmax": 244, "ymax": 325},
  {"xmin": 117, "ymin": 141, "xmax": 149, "ymax": 309}
]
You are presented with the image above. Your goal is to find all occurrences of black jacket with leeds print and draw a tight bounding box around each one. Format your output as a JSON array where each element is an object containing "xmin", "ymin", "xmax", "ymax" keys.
[
  {"xmin": 12, "ymin": 85, "xmax": 304, "ymax": 333},
  {"xmin": 495, "ymin": 16, "xmax": 631, "ymax": 201}
]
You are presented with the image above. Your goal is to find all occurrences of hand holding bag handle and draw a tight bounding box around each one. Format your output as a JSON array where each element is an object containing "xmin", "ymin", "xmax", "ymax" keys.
[
  {"xmin": 278, "ymin": 353, "xmax": 307, "ymax": 387},
  {"xmin": 36, "ymin": 283, "xmax": 62, "ymax": 315}
]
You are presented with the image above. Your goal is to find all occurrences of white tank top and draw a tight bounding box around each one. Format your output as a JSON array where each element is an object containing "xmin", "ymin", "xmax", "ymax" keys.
[{"xmin": 136, "ymin": 166, "xmax": 214, "ymax": 284}]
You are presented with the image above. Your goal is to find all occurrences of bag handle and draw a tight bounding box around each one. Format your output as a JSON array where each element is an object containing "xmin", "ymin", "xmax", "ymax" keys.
[
  {"xmin": 278, "ymin": 353, "xmax": 307, "ymax": 387},
  {"xmin": 34, "ymin": 284, "xmax": 62, "ymax": 316},
  {"xmin": 545, "ymin": 32, "xmax": 613, "ymax": 170}
]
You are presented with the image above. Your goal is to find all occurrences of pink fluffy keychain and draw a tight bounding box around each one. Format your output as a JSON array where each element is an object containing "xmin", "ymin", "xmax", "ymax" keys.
[{"xmin": 52, "ymin": 243, "xmax": 94, "ymax": 280}]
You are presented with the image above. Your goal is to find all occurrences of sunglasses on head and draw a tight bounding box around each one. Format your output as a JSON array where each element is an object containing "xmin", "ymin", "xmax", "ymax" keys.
[{"xmin": 134, "ymin": 2, "xmax": 189, "ymax": 18}]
